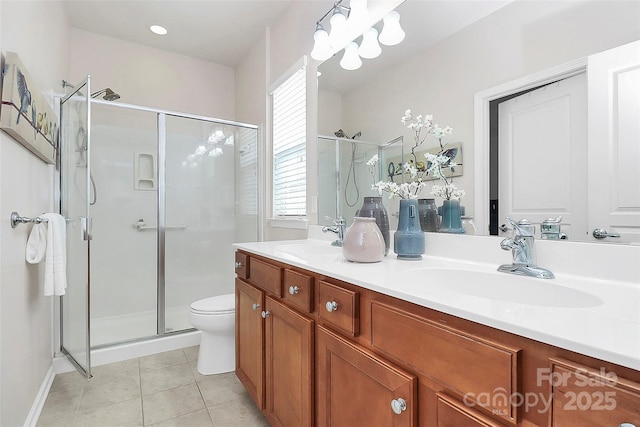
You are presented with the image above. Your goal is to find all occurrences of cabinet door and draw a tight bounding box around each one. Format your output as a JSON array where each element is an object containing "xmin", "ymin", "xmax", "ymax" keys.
[
  {"xmin": 550, "ymin": 358, "xmax": 640, "ymax": 426},
  {"xmin": 316, "ymin": 326, "xmax": 417, "ymax": 427},
  {"xmin": 235, "ymin": 278, "xmax": 265, "ymax": 410},
  {"xmin": 265, "ymin": 297, "xmax": 314, "ymax": 427}
]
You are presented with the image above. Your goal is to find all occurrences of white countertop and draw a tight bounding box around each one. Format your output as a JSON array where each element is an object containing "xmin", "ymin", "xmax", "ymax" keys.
[{"xmin": 234, "ymin": 233, "xmax": 640, "ymax": 371}]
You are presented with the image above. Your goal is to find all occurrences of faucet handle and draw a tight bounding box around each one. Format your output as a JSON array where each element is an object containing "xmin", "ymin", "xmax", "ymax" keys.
[
  {"xmin": 505, "ymin": 217, "xmax": 534, "ymax": 237},
  {"xmin": 324, "ymin": 215, "xmax": 346, "ymax": 226}
]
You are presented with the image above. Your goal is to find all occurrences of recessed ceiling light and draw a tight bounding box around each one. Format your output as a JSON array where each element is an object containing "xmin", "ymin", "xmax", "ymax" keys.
[{"xmin": 150, "ymin": 25, "xmax": 168, "ymax": 35}]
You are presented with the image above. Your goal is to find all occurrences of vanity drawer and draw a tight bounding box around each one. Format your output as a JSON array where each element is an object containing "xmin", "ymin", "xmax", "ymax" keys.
[
  {"xmin": 318, "ymin": 280, "xmax": 359, "ymax": 337},
  {"xmin": 235, "ymin": 251, "xmax": 248, "ymax": 279},
  {"xmin": 283, "ymin": 269, "xmax": 313, "ymax": 314},
  {"xmin": 549, "ymin": 358, "xmax": 640, "ymax": 426},
  {"xmin": 248, "ymin": 257, "xmax": 282, "ymax": 297},
  {"xmin": 436, "ymin": 393, "xmax": 504, "ymax": 427},
  {"xmin": 371, "ymin": 302, "xmax": 520, "ymax": 424}
]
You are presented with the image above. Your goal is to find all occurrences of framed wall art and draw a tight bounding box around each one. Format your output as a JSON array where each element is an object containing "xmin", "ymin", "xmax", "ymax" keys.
[{"xmin": 1, "ymin": 52, "xmax": 58, "ymax": 164}]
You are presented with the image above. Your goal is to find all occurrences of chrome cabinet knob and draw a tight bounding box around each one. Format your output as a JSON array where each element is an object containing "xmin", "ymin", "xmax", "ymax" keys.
[
  {"xmin": 391, "ymin": 398, "xmax": 407, "ymax": 415},
  {"xmin": 288, "ymin": 285, "xmax": 300, "ymax": 295},
  {"xmin": 619, "ymin": 424, "xmax": 637, "ymax": 427},
  {"xmin": 252, "ymin": 303, "xmax": 260, "ymax": 310},
  {"xmin": 592, "ymin": 228, "xmax": 620, "ymax": 239},
  {"xmin": 325, "ymin": 301, "xmax": 338, "ymax": 312},
  {"xmin": 261, "ymin": 310, "xmax": 270, "ymax": 319},
  {"xmin": 235, "ymin": 261, "xmax": 243, "ymax": 268}
]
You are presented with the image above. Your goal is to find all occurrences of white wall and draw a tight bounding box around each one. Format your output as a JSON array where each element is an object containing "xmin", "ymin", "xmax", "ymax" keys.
[
  {"xmin": 0, "ymin": 1, "xmax": 69, "ymax": 425},
  {"xmin": 69, "ymin": 29, "xmax": 235, "ymax": 119},
  {"xmin": 337, "ymin": 0, "xmax": 640, "ymax": 219}
]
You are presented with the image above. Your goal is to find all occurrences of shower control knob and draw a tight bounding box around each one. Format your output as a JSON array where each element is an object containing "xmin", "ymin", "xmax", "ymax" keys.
[
  {"xmin": 252, "ymin": 303, "xmax": 260, "ymax": 310},
  {"xmin": 325, "ymin": 301, "xmax": 338, "ymax": 313},
  {"xmin": 261, "ymin": 310, "xmax": 270, "ymax": 319},
  {"xmin": 288, "ymin": 286, "xmax": 300, "ymax": 295}
]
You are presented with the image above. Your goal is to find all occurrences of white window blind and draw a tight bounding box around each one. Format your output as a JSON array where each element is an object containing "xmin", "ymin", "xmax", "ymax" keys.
[{"xmin": 272, "ymin": 63, "xmax": 306, "ymax": 217}]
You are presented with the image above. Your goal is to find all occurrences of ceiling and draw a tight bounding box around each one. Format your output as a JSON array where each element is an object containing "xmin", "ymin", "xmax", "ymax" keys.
[
  {"xmin": 63, "ymin": 0, "xmax": 512, "ymax": 72},
  {"xmin": 63, "ymin": 0, "xmax": 294, "ymax": 66}
]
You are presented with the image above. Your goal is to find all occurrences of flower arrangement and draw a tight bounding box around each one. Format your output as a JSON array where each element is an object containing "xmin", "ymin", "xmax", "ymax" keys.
[{"xmin": 366, "ymin": 109, "xmax": 463, "ymax": 200}]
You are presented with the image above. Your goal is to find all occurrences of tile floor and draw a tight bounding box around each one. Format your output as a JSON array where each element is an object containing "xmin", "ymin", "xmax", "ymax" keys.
[{"xmin": 37, "ymin": 346, "xmax": 270, "ymax": 427}]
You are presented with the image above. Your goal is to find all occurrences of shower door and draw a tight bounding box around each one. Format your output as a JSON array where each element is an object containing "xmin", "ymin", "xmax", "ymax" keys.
[
  {"xmin": 60, "ymin": 77, "xmax": 92, "ymax": 377},
  {"xmin": 163, "ymin": 114, "xmax": 259, "ymax": 333}
]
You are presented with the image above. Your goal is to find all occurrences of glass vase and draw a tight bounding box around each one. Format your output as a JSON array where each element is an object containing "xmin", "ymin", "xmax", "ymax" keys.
[
  {"xmin": 342, "ymin": 217, "xmax": 385, "ymax": 263},
  {"xmin": 356, "ymin": 196, "xmax": 390, "ymax": 256},
  {"xmin": 439, "ymin": 199, "xmax": 465, "ymax": 234},
  {"xmin": 394, "ymin": 199, "xmax": 425, "ymax": 260}
]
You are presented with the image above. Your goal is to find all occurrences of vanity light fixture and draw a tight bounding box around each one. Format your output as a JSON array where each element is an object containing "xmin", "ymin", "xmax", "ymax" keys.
[
  {"xmin": 149, "ymin": 25, "xmax": 168, "ymax": 35},
  {"xmin": 310, "ymin": 0, "xmax": 404, "ymax": 70}
]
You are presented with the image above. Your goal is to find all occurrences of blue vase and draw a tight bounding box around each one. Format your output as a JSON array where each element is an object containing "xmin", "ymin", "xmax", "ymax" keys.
[
  {"xmin": 394, "ymin": 199, "xmax": 425, "ymax": 260},
  {"xmin": 439, "ymin": 199, "xmax": 465, "ymax": 234}
]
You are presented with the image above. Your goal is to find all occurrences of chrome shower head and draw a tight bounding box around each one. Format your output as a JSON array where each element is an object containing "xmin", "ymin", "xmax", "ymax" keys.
[{"xmin": 91, "ymin": 88, "xmax": 121, "ymax": 101}]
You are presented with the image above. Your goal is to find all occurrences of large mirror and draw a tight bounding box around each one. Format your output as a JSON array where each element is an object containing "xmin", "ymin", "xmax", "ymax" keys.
[{"xmin": 317, "ymin": 0, "xmax": 640, "ymax": 244}]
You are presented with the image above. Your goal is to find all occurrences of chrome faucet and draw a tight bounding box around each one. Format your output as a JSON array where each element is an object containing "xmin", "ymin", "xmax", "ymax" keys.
[
  {"xmin": 498, "ymin": 218, "xmax": 555, "ymax": 279},
  {"xmin": 322, "ymin": 216, "xmax": 346, "ymax": 247}
]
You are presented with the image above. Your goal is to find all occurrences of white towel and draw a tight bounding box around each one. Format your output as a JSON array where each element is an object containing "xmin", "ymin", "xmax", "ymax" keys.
[
  {"xmin": 26, "ymin": 222, "xmax": 47, "ymax": 264},
  {"xmin": 40, "ymin": 213, "xmax": 68, "ymax": 296}
]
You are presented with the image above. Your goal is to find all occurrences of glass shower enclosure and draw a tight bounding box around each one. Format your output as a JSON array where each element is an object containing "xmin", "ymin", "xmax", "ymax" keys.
[{"xmin": 59, "ymin": 76, "xmax": 259, "ymax": 376}]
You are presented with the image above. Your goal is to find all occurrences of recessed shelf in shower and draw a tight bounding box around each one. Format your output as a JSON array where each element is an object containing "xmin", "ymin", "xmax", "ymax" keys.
[{"xmin": 134, "ymin": 151, "xmax": 156, "ymax": 190}]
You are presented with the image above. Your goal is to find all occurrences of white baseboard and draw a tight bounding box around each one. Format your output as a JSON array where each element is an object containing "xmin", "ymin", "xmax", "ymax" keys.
[{"xmin": 23, "ymin": 365, "xmax": 55, "ymax": 427}]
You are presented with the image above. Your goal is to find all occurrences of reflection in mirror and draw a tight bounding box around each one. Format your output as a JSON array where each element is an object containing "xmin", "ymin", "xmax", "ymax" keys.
[
  {"xmin": 316, "ymin": 0, "xmax": 640, "ymax": 244},
  {"xmin": 317, "ymin": 135, "xmax": 403, "ymax": 229}
]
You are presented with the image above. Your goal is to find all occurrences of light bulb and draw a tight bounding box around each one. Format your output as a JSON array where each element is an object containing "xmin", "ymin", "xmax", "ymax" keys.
[
  {"xmin": 340, "ymin": 42, "xmax": 362, "ymax": 70},
  {"xmin": 379, "ymin": 11, "xmax": 405, "ymax": 46},
  {"xmin": 311, "ymin": 23, "xmax": 332, "ymax": 61},
  {"xmin": 347, "ymin": 0, "xmax": 369, "ymax": 28},
  {"xmin": 328, "ymin": 7, "xmax": 347, "ymax": 47},
  {"xmin": 358, "ymin": 27, "xmax": 381, "ymax": 59}
]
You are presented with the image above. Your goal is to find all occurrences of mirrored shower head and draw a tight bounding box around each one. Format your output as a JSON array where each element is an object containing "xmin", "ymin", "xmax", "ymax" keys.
[{"xmin": 91, "ymin": 88, "xmax": 121, "ymax": 101}]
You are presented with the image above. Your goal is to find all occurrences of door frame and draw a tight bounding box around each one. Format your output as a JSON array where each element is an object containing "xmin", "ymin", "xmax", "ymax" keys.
[{"xmin": 473, "ymin": 57, "xmax": 587, "ymax": 235}]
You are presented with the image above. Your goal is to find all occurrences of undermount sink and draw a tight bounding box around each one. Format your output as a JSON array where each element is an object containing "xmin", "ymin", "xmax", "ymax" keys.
[
  {"xmin": 399, "ymin": 268, "xmax": 603, "ymax": 308},
  {"xmin": 273, "ymin": 241, "xmax": 341, "ymax": 262}
]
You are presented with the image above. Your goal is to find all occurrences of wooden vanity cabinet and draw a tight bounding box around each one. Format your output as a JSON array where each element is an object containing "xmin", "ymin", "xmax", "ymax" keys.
[
  {"xmin": 235, "ymin": 253, "xmax": 315, "ymax": 427},
  {"xmin": 235, "ymin": 250, "xmax": 640, "ymax": 427}
]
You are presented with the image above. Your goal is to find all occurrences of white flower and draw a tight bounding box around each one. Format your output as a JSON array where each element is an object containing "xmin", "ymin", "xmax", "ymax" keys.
[{"xmin": 366, "ymin": 154, "xmax": 378, "ymax": 166}]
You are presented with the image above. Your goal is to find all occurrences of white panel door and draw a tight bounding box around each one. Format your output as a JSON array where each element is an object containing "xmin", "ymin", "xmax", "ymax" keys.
[
  {"xmin": 588, "ymin": 40, "xmax": 640, "ymax": 244},
  {"xmin": 498, "ymin": 73, "xmax": 587, "ymax": 239}
]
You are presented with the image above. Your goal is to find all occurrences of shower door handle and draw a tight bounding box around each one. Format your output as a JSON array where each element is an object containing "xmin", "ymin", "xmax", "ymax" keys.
[{"xmin": 80, "ymin": 217, "xmax": 93, "ymax": 241}]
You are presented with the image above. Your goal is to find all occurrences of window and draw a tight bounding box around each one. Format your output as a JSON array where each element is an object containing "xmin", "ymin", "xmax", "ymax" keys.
[{"xmin": 272, "ymin": 59, "xmax": 306, "ymax": 217}]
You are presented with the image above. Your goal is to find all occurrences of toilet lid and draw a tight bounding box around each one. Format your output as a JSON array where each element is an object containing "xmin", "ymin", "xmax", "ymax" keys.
[{"xmin": 191, "ymin": 294, "xmax": 235, "ymax": 314}]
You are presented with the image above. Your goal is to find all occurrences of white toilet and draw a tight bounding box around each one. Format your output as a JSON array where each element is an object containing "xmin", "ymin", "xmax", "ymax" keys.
[{"xmin": 189, "ymin": 293, "xmax": 236, "ymax": 375}]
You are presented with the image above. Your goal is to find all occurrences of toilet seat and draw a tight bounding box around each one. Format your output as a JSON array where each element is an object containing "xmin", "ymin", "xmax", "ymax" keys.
[{"xmin": 191, "ymin": 294, "xmax": 235, "ymax": 315}]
